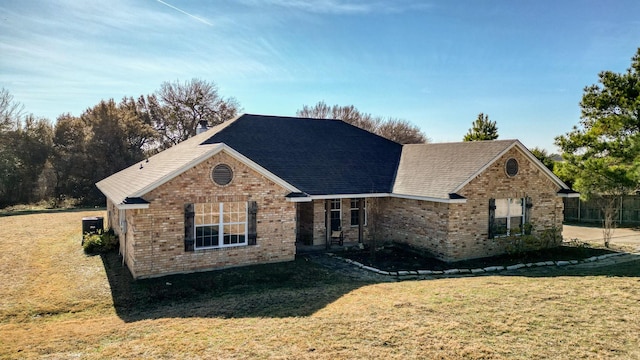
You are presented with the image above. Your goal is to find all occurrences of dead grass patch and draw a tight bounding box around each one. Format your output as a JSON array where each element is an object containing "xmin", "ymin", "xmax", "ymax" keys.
[{"xmin": 1, "ymin": 211, "xmax": 639, "ymax": 359}]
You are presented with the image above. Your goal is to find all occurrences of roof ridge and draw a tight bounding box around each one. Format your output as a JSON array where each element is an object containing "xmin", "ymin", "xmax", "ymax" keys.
[{"xmin": 403, "ymin": 139, "xmax": 518, "ymax": 147}]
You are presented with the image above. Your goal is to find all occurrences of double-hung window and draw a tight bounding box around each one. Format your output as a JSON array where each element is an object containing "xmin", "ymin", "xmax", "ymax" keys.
[
  {"xmin": 493, "ymin": 198, "xmax": 524, "ymax": 237},
  {"xmin": 350, "ymin": 198, "xmax": 367, "ymax": 226},
  {"xmin": 194, "ymin": 202, "xmax": 247, "ymax": 249}
]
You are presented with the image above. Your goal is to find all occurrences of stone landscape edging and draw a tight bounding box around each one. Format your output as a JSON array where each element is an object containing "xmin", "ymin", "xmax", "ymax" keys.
[{"xmin": 327, "ymin": 252, "xmax": 634, "ymax": 278}]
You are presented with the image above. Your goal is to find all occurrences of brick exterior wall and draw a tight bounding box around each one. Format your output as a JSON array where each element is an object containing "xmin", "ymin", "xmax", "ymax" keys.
[
  {"xmin": 309, "ymin": 199, "xmax": 370, "ymax": 246},
  {"xmin": 120, "ymin": 150, "xmax": 296, "ymax": 279},
  {"xmin": 378, "ymin": 197, "xmax": 452, "ymax": 259},
  {"xmin": 379, "ymin": 147, "xmax": 564, "ymax": 261},
  {"xmin": 312, "ymin": 200, "xmax": 327, "ymax": 245}
]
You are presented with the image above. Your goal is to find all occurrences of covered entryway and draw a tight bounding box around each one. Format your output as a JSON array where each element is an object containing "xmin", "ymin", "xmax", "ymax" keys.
[{"xmin": 295, "ymin": 198, "xmax": 368, "ymax": 252}]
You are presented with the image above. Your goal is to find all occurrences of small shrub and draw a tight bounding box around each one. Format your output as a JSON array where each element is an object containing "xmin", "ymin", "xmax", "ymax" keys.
[
  {"xmin": 83, "ymin": 229, "xmax": 118, "ymax": 254},
  {"xmin": 566, "ymin": 238, "xmax": 590, "ymax": 248},
  {"xmin": 498, "ymin": 223, "xmax": 563, "ymax": 255}
]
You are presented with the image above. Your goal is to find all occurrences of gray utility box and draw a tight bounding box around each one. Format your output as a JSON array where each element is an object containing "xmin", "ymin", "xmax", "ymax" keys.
[{"xmin": 82, "ymin": 217, "xmax": 104, "ymax": 235}]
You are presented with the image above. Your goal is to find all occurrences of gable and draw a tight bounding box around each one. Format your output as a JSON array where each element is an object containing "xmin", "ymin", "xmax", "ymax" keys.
[
  {"xmin": 457, "ymin": 145, "xmax": 562, "ymax": 198},
  {"xmin": 393, "ymin": 140, "xmax": 518, "ymax": 199},
  {"xmin": 392, "ymin": 140, "xmax": 571, "ymax": 200},
  {"xmin": 96, "ymin": 117, "xmax": 301, "ymax": 207}
]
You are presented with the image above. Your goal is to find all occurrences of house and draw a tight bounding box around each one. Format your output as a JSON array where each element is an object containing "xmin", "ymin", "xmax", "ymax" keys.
[{"xmin": 96, "ymin": 114, "xmax": 577, "ymax": 278}]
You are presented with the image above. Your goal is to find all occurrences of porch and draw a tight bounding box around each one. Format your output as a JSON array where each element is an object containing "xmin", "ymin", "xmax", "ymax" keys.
[{"xmin": 294, "ymin": 197, "xmax": 371, "ymax": 251}]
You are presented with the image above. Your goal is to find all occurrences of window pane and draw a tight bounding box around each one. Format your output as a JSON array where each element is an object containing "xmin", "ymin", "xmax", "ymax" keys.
[
  {"xmin": 351, "ymin": 209, "xmax": 359, "ymax": 226},
  {"xmin": 227, "ymin": 212, "xmax": 237, "ymax": 223},
  {"xmin": 196, "ymin": 227, "xmax": 205, "ymax": 248},
  {"xmin": 510, "ymin": 198, "xmax": 523, "ymax": 217},
  {"xmin": 494, "ymin": 218, "xmax": 508, "ymax": 236},
  {"xmin": 225, "ymin": 202, "xmax": 237, "ymax": 214},
  {"xmin": 510, "ymin": 216, "xmax": 523, "ymax": 233},
  {"xmin": 495, "ymin": 199, "xmax": 509, "ymax": 218},
  {"xmin": 196, "ymin": 225, "xmax": 219, "ymax": 248},
  {"xmin": 238, "ymin": 209, "xmax": 247, "ymax": 222}
]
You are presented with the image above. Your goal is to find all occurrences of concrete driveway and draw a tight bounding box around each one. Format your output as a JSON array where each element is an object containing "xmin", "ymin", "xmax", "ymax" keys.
[{"xmin": 563, "ymin": 224, "xmax": 640, "ymax": 251}]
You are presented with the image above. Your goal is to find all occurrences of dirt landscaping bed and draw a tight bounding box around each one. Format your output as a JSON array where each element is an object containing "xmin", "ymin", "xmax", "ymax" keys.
[{"xmin": 338, "ymin": 243, "xmax": 617, "ymax": 272}]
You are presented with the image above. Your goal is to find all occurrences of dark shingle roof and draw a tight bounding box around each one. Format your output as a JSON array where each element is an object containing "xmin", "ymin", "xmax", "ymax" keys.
[{"xmin": 201, "ymin": 114, "xmax": 403, "ymax": 195}]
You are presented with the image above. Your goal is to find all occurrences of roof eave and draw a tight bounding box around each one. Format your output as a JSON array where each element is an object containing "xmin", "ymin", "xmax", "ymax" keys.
[
  {"xmin": 117, "ymin": 203, "xmax": 150, "ymax": 209},
  {"xmin": 286, "ymin": 192, "xmax": 467, "ymax": 204},
  {"xmin": 556, "ymin": 189, "xmax": 580, "ymax": 198},
  {"xmin": 391, "ymin": 193, "xmax": 467, "ymax": 204}
]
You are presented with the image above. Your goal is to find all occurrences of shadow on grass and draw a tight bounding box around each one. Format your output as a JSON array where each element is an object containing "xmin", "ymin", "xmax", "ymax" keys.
[
  {"xmin": 100, "ymin": 251, "xmax": 375, "ymax": 322},
  {"xmin": 0, "ymin": 207, "xmax": 106, "ymax": 217},
  {"xmin": 100, "ymin": 246, "xmax": 640, "ymax": 323}
]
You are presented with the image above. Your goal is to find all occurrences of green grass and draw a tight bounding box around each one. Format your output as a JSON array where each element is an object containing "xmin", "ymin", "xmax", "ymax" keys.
[{"xmin": 1, "ymin": 210, "xmax": 640, "ymax": 359}]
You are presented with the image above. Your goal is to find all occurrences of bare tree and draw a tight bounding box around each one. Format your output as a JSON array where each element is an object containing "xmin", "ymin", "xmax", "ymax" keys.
[
  {"xmin": 152, "ymin": 79, "xmax": 240, "ymax": 147},
  {"xmin": 599, "ymin": 196, "xmax": 618, "ymax": 248},
  {"xmin": 297, "ymin": 101, "xmax": 427, "ymax": 144},
  {"xmin": 377, "ymin": 118, "xmax": 427, "ymax": 144},
  {"xmin": 0, "ymin": 87, "xmax": 25, "ymax": 132}
]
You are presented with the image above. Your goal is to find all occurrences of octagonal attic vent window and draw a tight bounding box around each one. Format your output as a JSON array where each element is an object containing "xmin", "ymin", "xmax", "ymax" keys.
[
  {"xmin": 212, "ymin": 164, "xmax": 233, "ymax": 186},
  {"xmin": 505, "ymin": 158, "xmax": 519, "ymax": 177}
]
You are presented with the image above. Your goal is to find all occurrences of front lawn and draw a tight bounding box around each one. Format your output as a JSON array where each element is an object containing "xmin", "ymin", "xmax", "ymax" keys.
[{"xmin": 1, "ymin": 210, "xmax": 639, "ymax": 359}]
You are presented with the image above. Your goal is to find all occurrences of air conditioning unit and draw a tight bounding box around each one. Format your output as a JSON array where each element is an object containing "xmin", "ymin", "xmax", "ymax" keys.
[{"xmin": 82, "ymin": 216, "xmax": 104, "ymax": 235}]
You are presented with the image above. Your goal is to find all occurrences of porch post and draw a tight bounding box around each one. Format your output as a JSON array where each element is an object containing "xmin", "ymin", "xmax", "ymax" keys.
[
  {"xmin": 325, "ymin": 199, "xmax": 331, "ymax": 249},
  {"xmin": 358, "ymin": 198, "xmax": 364, "ymax": 243}
]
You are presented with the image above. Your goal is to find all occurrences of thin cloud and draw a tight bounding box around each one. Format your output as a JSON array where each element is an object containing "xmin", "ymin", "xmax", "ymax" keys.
[
  {"xmin": 237, "ymin": 0, "xmax": 433, "ymax": 14},
  {"xmin": 155, "ymin": 0, "xmax": 213, "ymax": 26}
]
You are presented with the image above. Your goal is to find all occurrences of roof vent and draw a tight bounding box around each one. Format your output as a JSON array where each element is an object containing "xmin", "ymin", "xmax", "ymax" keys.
[
  {"xmin": 212, "ymin": 164, "xmax": 233, "ymax": 186},
  {"xmin": 505, "ymin": 158, "xmax": 518, "ymax": 177}
]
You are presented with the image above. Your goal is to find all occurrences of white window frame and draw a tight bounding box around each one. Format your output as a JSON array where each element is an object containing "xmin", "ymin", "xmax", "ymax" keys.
[
  {"xmin": 194, "ymin": 202, "xmax": 248, "ymax": 250},
  {"xmin": 494, "ymin": 198, "xmax": 524, "ymax": 237},
  {"xmin": 350, "ymin": 198, "xmax": 367, "ymax": 227}
]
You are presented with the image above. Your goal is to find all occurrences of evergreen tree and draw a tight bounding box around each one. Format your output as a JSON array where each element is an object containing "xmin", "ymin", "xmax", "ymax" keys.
[
  {"xmin": 555, "ymin": 47, "xmax": 640, "ymax": 247},
  {"xmin": 463, "ymin": 113, "xmax": 498, "ymax": 141}
]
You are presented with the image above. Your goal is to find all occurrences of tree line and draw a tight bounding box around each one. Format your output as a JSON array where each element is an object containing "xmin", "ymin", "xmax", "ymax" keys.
[{"xmin": 0, "ymin": 79, "xmax": 240, "ymax": 207}]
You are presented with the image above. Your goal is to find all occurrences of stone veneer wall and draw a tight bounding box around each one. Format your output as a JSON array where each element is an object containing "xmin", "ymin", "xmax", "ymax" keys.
[
  {"xmin": 123, "ymin": 151, "xmax": 296, "ymax": 279},
  {"xmin": 377, "ymin": 147, "xmax": 564, "ymax": 262}
]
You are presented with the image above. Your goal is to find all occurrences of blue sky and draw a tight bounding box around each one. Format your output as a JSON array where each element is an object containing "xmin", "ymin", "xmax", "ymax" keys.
[{"xmin": 1, "ymin": 0, "xmax": 639, "ymax": 152}]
